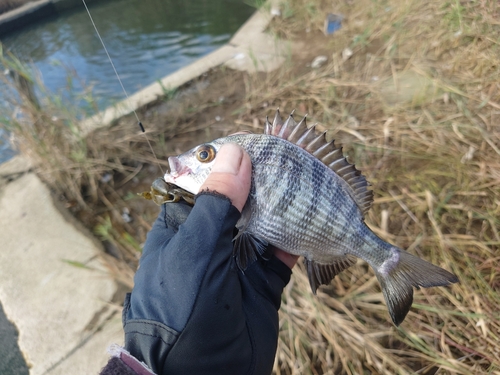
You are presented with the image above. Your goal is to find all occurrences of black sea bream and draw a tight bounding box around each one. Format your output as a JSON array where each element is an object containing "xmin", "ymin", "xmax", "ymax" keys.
[{"xmin": 163, "ymin": 110, "xmax": 458, "ymax": 325}]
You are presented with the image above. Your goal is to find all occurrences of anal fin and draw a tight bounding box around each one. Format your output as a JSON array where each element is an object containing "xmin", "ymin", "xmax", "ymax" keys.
[{"xmin": 305, "ymin": 255, "xmax": 357, "ymax": 294}]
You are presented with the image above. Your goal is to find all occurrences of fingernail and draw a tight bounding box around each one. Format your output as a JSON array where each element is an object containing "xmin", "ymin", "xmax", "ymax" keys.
[{"xmin": 211, "ymin": 143, "xmax": 242, "ymax": 175}]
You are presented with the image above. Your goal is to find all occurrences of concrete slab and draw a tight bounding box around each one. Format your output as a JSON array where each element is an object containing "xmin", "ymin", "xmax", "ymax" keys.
[
  {"xmin": 0, "ymin": 171, "xmax": 121, "ymax": 374},
  {"xmin": 229, "ymin": 7, "xmax": 271, "ymax": 46},
  {"xmin": 225, "ymin": 8, "xmax": 288, "ymax": 73},
  {"xmin": 44, "ymin": 314, "xmax": 124, "ymax": 375}
]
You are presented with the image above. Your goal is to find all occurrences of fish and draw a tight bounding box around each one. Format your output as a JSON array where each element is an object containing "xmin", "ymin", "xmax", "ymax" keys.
[{"xmin": 163, "ymin": 110, "xmax": 459, "ymax": 326}]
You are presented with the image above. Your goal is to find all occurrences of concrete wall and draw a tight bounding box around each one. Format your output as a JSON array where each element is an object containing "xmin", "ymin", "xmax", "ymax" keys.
[{"xmin": 0, "ymin": 0, "xmax": 101, "ymax": 36}]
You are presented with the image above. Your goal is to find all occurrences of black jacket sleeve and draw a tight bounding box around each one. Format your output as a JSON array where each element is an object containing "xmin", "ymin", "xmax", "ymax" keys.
[{"xmin": 121, "ymin": 192, "xmax": 292, "ymax": 375}]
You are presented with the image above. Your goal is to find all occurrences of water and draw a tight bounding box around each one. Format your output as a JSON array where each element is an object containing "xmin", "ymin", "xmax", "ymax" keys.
[
  {"xmin": 0, "ymin": 0, "xmax": 254, "ymax": 162},
  {"xmin": 0, "ymin": 301, "xmax": 29, "ymax": 375}
]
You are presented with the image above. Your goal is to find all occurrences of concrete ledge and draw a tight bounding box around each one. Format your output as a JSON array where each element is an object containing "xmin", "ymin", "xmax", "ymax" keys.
[
  {"xmin": 0, "ymin": 0, "xmax": 54, "ymax": 35},
  {"xmin": 229, "ymin": 7, "xmax": 272, "ymax": 47},
  {"xmin": 0, "ymin": 0, "xmax": 102, "ymax": 36},
  {"xmin": 51, "ymin": 0, "xmax": 100, "ymax": 12},
  {"xmin": 0, "ymin": 154, "xmax": 31, "ymax": 178}
]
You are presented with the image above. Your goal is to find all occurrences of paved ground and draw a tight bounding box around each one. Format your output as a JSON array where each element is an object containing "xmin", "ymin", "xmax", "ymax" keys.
[{"xmin": 0, "ymin": 156, "xmax": 124, "ymax": 374}]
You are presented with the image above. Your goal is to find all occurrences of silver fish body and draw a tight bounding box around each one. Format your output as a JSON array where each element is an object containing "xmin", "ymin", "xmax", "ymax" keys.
[{"xmin": 164, "ymin": 111, "xmax": 458, "ymax": 325}]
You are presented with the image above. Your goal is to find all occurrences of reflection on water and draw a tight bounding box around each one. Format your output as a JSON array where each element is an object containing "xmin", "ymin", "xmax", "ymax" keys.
[{"xmin": 0, "ymin": 0, "xmax": 253, "ymax": 162}]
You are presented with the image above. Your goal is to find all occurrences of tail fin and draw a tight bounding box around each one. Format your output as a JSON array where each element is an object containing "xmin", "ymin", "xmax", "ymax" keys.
[{"xmin": 374, "ymin": 248, "xmax": 458, "ymax": 326}]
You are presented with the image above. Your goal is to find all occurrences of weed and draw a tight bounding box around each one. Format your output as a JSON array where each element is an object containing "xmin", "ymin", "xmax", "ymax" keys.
[
  {"xmin": 0, "ymin": 45, "xmax": 128, "ymax": 208},
  {"xmin": 157, "ymin": 80, "xmax": 177, "ymax": 101}
]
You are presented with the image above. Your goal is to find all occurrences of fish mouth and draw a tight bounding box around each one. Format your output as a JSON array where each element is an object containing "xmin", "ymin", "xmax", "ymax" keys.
[{"xmin": 165, "ymin": 156, "xmax": 191, "ymax": 183}]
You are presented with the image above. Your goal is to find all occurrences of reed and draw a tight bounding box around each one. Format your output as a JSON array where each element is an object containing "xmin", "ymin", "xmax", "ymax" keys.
[{"xmin": 0, "ymin": 45, "xmax": 130, "ymax": 208}]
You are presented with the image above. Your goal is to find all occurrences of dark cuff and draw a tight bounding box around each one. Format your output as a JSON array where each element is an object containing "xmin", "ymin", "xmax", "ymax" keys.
[
  {"xmin": 244, "ymin": 254, "xmax": 293, "ymax": 312},
  {"xmin": 100, "ymin": 357, "xmax": 138, "ymax": 375},
  {"xmin": 195, "ymin": 188, "xmax": 233, "ymax": 202}
]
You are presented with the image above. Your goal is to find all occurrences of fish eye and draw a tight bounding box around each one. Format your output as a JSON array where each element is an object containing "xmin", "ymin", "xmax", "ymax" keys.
[{"xmin": 196, "ymin": 144, "xmax": 216, "ymax": 163}]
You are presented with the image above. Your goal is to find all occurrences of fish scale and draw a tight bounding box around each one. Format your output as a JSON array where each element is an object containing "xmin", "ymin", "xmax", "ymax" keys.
[{"xmin": 162, "ymin": 110, "xmax": 459, "ymax": 326}]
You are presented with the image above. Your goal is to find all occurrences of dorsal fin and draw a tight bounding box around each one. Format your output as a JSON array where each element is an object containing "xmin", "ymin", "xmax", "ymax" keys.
[{"xmin": 265, "ymin": 110, "xmax": 373, "ymax": 215}]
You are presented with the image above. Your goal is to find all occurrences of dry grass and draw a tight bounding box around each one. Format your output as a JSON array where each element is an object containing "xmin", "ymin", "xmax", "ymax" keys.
[
  {"xmin": 239, "ymin": 0, "xmax": 500, "ymax": 373},
  {"xmin": 2, "ymin": 0, "xmax": 500, "ymax": 373}
]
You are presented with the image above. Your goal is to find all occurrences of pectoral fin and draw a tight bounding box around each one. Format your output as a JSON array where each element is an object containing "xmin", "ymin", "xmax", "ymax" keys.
[
  {"xmin": 305, "ymin": 256, "xmax": 357, "ymax": 294},
  {"xmin": 233, "ymin": 231, "xmax": 268, "ymax": 271}
]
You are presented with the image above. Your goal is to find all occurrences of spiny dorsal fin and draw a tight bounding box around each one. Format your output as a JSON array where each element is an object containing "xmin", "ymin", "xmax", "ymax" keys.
[{"xmin": 265, "ymin": 110, "xmax": 373, "ymax": 215}]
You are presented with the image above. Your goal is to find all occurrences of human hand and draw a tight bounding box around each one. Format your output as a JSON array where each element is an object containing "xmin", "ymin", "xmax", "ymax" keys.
[
  {"xmin": 199, "ymin": 142, "xmax": 252, "ymax": 212},
  {"xmin": 108, "ymin": 142, "xmax": 299, "ymax": 375}
]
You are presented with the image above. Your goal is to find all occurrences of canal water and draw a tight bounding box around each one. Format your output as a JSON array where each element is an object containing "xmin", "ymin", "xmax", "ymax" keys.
[
  {"xmin": 0, "ymin": 0, "xmax": 254, "ymax": 163},
  {"xmin": 0, "ymin": 301, "xmax": 29, "ymax": 374}
]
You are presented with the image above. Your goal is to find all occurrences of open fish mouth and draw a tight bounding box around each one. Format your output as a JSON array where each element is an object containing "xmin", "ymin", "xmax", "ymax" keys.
[{"xmin": 166, "ymin": 156, "xmax": 191, "ymax": 180}]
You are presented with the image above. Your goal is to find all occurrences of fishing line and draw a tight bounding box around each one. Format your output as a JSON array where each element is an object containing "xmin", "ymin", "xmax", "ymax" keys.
[{"xmin": 81, "ymin": 0, "xmax": 164, "ymax": 173}]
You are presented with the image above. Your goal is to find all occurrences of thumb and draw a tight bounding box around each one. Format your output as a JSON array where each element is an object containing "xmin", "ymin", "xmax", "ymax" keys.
[{"xmin": 200, "ymin": 143, "xmax": 251, "ymax": 212}]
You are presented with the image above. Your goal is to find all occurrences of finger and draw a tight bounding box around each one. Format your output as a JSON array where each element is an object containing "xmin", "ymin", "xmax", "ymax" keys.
[
  {"xmin": 273, "ymin": 248, "xmax": 299, "ymax": 269},
  {"xmin": 200, "ymin": 143, "xmax": 251, "ymax": 212}
]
